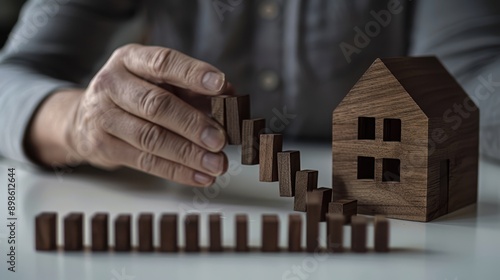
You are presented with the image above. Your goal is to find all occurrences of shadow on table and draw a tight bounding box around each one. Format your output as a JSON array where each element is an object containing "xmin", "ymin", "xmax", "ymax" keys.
[
  {"xmin": 431, "ymin": 200, "xmax": 499, "ymax": 228},
  {"xmin": 68, "ymin": 165, "xmax": 292, "ymax": 210}
]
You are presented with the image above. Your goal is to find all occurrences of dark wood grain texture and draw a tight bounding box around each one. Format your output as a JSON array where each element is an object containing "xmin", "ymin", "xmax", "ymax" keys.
[
  {"xmin": 226, "ymin": 95, "xmax": 250, "ymax": 144},
  {"xmin": 235, "ymin": 214, "xmax": 248, "ymax": 252},
  {"xmin": 91, "ymin": 213, "xmax": 108, "ymax": 251},
  {"xmin": 326, "ymin": 213, "xmax": 344, "ymax": 253},
  {"xmin": 160, "ymin": 213, "xmax": 178, "ymax": 252},
  {"xmin": 35, "ymin": 212, "xmax": 57, "ymax": 251},
  {"xmin": 306, "ymin": 193, "xmax": 321, "ymax": 252},
  {"xmin": 288, "ymin": 214, "xmax": 302, "ymax": 252},
  {"xmin": 138, "ymin": 213, "xmax": 153, "ymax": 252},
  {"xmin": 294, "ymin": 170, "xmax": 318, "ymax": 212},
  {"xmin": 328, "ymin": 199, "xmax": 357, "ymax": 224},
  {"xmin": 184, "ymin": 214, "xmax": 200, "ymax": 252},
  {"xmin": 209, "ymin": 213, "xmax": 222, "ymax": 252},
  {"xmin": 114, "ymin": 214, "xmax": 131, "ymax": 252},
  {"xmin": 374, "ymin": 215, "xmax": 389, "ymax": 252},
  {"xmin": 332, "ymin": 57, "xmax": 479, "ymax": 222},
  {"xmin": 259, "ymin": 134, "xmax": 283, "ymax": 182},
  {"xmin": 351, "ymin": 216, "xmax": 367, "ymax": 253},
  {"xmin": 242, "ymin": 118, "xmax": 266, "ymax": 165},
  {"xmin": 278, "ymin": 151, "xmax": 301, "ymax": 197},
  {"xmin": 64, "ymin": 212, "xmax": 83, "ymax": 251},
  {"xmin": 211, "ymin": 96, "xmax": 228, "ymax": 129},
  {"xmin": 262, "ymin": 215, "xmax": 279, "ymax": 252},
  {"xmin": 312, "ymin": 188, "xmax": 332, "ymax": 221}
]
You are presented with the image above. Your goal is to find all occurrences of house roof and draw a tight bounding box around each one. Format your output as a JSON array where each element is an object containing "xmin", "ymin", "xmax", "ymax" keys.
[{"xmin": 375, "ymin": 57, "xmax": 478, "ymax": 118}]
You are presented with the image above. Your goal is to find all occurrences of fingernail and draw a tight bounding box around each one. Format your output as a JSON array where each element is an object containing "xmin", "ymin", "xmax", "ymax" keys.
[
  {"xmin": 194, "ymin": 172, "xmax": 213, "ymax": 185},
  {"xmin": 202, "ymin": 71, "xmax": 225, "ymax": 92},
  {"xmin": 201, "ymin": 126, "xmax": 225, "ymax": 150},
  {"xmin": 202, "ymin": 153, "xmax": 222, "ymax": 174}
]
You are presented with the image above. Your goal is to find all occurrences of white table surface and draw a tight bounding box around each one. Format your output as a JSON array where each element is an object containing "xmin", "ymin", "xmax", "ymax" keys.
[{"xmin": 0, "ymin": 142, "xmax": 499, "ymax": 280}]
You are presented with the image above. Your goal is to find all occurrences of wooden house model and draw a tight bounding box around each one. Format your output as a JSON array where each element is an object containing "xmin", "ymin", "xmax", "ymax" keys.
[{"xmin": 332, "ymin": 57, "xmax": 479, "ymax": 222}]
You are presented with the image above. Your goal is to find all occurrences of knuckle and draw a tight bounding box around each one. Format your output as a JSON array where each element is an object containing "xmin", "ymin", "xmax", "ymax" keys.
[
  {"xmin": 174, "ymin": 141, "xmax": 197, "ymax": 163},
  {"xmin": 92, "ymin": 132, "xmax": 107, "ymax": 151},
  {"xmin": 178, "ymin": 60, "xmax": 204, "ymax": 87},
  {"xmin": 168, "ymin": 164, "xmax": 187, "ymax": 183},
  {"xmin": 97, "ymin": 108, "xmax": 120, "ymax": 132},
  {"xmin": 139, "ymin": 123, "xmax": 165, "ymax": 152},
  {"xmin": 151, "ymin": 48, "xmax": 174, "ymax": 75},
  {"xmin": 137, "ymin": 152, "xmax": 156, "ymax": 173},
  {"xmin": 180, "ymin": 111, "xmax": 202, "ymax": 133},
  {"xmin": 111, "ymin": 43, "xmax": 137, "ymax": 59},
  {"xmin": 90, "ymin": 70, "xmax": 115, "ymax": 93},
  {"xmin": 77, "ymin": 127, "xmax": 106, "ymax": 158},
  {"xmin": 139, "ymin": 89, "xmax": 174, "ymax": 117}
]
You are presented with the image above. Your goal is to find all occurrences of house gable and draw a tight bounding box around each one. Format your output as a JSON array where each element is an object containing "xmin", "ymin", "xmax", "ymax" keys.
[
  {"xmin": 381, "ymin": 57, "xmax": 479, "ymax": 118},
  {"xmin": 332, "ymin": 58, "xmax": 430, "ymax": 221}
]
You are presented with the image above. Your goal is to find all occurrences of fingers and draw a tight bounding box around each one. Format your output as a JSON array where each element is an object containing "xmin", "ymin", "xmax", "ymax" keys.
[
  {"xmin": 93, "ymin": 71, "xmax": 227, "ymax": 152},
  {"xmin": 99, "ymin": 134, "xmax": 216, "ymax": 187},
  {"xmin": 115, "ymin": 44, "xmax": 226, "ymax": 95},
  {"xmin": 161, "ymin": 82, "xmax": 235, "ymax": 113},
  {"xmin": 99, "ymin": 108, "xmax": 228, "ymax": 176}
]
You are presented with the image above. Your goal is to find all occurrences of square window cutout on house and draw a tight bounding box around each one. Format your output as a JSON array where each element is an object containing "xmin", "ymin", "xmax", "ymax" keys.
[
  {"xmin": 358, "ymin": 117, "xmax": 375, "ymax": 140},
  {"xmin": 383, "ymin": 118, "xmax": 401, "ymax": 141},
  {"xmin": 382, "ymin": 158, "xmax": 400, "ymax": 182},
  {"xmin": 357, "ymin": 156, "xmax": 375, "ymax": 179}
]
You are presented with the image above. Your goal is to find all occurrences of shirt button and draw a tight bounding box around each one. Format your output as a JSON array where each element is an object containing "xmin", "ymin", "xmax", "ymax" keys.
[
  {"xmin": 258, "ymin": 1, "xmax": 280, "ymax": 20},
  {"xmin": 259, "ymin": 70, "xmax": 280, "ymax": 91}
]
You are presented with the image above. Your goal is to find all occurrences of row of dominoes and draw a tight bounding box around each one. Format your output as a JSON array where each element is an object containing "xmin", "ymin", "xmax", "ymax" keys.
[
  {"xmin": 211, "ymin": 95, "xmax": 358, "ymax": 218},
  {"xmin": 35, "ymin": 197, "xmax": 389, "ymax": 253}
]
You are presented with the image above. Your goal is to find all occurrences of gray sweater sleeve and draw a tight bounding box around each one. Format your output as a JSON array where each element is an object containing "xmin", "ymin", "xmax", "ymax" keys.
[
  {"xmin": 0, "ymin": 0, "xmax": 138, "ymax": 164},
  {"xmin": 409, "ymin": 0, "xmax": 500, "ymax": 160}
]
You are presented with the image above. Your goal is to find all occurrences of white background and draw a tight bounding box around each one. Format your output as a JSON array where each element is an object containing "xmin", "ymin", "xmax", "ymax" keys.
[{"xmin": 0, "ymin": 143, "xmax": 499, "ymax": 280}]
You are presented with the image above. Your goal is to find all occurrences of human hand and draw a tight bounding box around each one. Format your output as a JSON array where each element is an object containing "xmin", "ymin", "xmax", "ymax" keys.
[{"xmin": 66, "ymin": 44, "xmax": 229, "ymax": 186}]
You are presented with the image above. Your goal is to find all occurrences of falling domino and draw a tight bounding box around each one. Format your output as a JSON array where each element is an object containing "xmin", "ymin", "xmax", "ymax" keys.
[
  {"xmin": 259, "ymin": 134, "xmax": 283, "ymax": 182},
  {"xmin": 312, "ymin": 188, "xmax": 332, "ymax": 221},
  {"xmin": 241, "ymin": 118, "xmax": 266, "ymax": 165},
  {"xmin": 225, "ymin": 95, "xmax": 250, "ymax": 145},
  {"xmin": 328, "ymin": 199, "xmax": 357, "ymax": 224},
  {"xmin": 211, "ymin": 95, "xmax": 229, "ymax": 129},
  {"xmin": 278, "ymin": 151, "xmax": 301, "ymax": 197},
  {"xmin": 294, "ymin": 170, "xmax": 318, "ymax": 212}
]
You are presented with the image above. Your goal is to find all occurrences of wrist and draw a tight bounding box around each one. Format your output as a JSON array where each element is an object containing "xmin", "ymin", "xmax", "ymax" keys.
[{"xmin": 26, "ymin": 89, "xmax": 84, "ymax": 166}]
